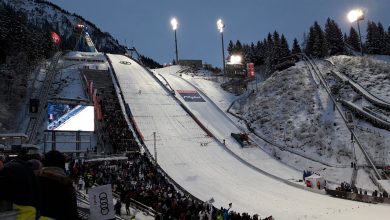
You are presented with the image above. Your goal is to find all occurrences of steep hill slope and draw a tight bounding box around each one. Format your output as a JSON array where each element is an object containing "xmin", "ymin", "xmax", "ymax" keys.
[{"xmin": 2, "ymin": 0, "xmax": 124, "ymax": 53}]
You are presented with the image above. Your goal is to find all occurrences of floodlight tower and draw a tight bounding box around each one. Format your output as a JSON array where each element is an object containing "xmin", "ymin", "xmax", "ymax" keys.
[
  {"xmin": 171, "ymin": 18, "xmax": 179, "ymax": 64},
  {"xmin": 217, "ymin": 19, "xmax": 226, "ymax": 75}
]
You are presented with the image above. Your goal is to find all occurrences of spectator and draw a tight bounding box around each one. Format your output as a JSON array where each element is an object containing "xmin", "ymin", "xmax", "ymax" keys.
[
  {"xmin": 115, "ymin": 199, "xmax": 122, "ymax": 215},
  {"xmin": 0, "ymin": 159, "xmax": 40, "ymax": 219},
  {"xmin": 35, "ymin": 150, "xmax": 79, "ymax": 220},
  {"xmin": 125, "ymin": 196, "xmax": 131, "ymax": 215},
  {"xmin": 74, "ymin": 153, "xmax": 263, "ymax": 220},
  {"xmin": 28, "ymin": 159, "xmax": 43, "ymax": 171}
]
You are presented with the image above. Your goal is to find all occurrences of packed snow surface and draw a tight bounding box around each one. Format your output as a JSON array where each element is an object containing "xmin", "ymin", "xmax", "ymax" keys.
[{"xmin": 108, "ymin": 54, "xmax": 390, "ymax": 220}]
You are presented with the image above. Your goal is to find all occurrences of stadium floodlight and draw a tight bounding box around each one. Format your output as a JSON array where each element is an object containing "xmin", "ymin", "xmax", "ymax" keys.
[
  {"xmin": 171, "ymin": 18, "xmax": 178, "ymax": 30},
  {"xmin": 171, "ymin": 18, "xmax": 179, "ymax": 64},
  {"xmin": 347, "ymin": 9, "xmax": 364, "ymax": 22},
  {"xmin": 217, "ymin": 19, "xmax": 224, "ymax": 33},
  {"xmin": 348, "ymin": 9, "xmax": 364, "ymax": 56},
  {"xmin": 217, "ymin": 19, "xmax": 226, "ymax": 75}
]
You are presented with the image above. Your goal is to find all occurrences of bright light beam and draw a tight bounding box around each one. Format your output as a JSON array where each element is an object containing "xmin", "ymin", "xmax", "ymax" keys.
[
  {"xmin": 217, "ymin": 19, "xmax": 224, "ymax": 33},
  {"xmin": 230, "ymin": 55, "xmax": 242, "ymax": 64},
  {"xmin": 171, "ymin": 18, "xmax": 178, "ymax": 30},
  {"xmin": 348, "ymin": 9, "xmax": 364, "ymax": 23}
]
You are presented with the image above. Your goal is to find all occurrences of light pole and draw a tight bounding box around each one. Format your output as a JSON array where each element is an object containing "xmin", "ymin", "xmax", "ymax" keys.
[
  {"xmin": 217, "ymin": 19, "xmax": 226, "ymax": 75},
  {"xmin": 348, "ymin": 9, "xmax": 364, "ymax": 56},
  {"xmin": 171, "ymin": 18, "xmax": 179, "ymax": 64}
]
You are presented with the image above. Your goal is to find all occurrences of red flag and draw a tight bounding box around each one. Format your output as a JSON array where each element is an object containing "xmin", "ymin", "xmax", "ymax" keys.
[
  {"xmin": 50, "ymin": 32, "xmax": 61, "ymax": 45},
  {"xmin": 247, "ymin": 63, "xmax": 255, "ymax": 78}
]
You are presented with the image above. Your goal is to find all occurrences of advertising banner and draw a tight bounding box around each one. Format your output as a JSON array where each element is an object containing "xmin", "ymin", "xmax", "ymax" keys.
[
  {"xmin": 89, "ymin": 184, "xmax": 115, "ymax": 220},
  {"xmin": 177, "ymin": 90, "xmax": 205, "ymax": 102}
]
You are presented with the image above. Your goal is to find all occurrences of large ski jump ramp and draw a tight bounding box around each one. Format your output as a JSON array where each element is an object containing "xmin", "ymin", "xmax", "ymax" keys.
[{"xmin": 107, "ymin": 54, "xmax": 389, "ymax": 220}]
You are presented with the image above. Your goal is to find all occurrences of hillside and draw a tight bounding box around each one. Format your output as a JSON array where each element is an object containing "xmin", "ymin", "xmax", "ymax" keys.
[
  {"xmin": 2, "ymin": 0, "xmax": 125, "ymax": 53},
  {"xmin": 233, "ymin": 62, "xmax": 352, "ymax": 165},
  {"xmin": 225, "ymin": 55, "xmax": 390, "ymax": 189}
]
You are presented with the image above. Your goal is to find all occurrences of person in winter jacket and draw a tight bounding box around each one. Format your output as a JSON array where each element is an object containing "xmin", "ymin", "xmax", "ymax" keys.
[
  {"xmin": 115, "ymin": 199, "xmax": 122, "ymax": 215},
  {"xmin": 35, "ymin": 150, "xmax": 79, "ymax": 220},
  {"xmin": 0, "ymin": 159, "xmax": 41, "ymax": 219}
]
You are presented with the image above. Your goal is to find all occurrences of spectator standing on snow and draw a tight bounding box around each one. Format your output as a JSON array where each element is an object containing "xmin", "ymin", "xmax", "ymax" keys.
[
  {"xmin": 125, "ymin": 196, "xmax": 131, "ymax": 215},
  {"xmin": 115, "ymin": 199, "xmax": 122, "ymax": 215}
]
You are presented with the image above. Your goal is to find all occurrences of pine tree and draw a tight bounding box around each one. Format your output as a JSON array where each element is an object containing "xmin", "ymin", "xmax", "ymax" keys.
[
  {"xmin": 265, "ymin": 32, "xmax": 274, "ymax": 74},
  {"xmin": 272, "ymin": 31, "xmax": 281, "ymax": 66},
  {"xmin": 343, "ymin": 33, "xmax": 348, "ymax": 43},
  {"xmin": 227, "ymin": 40, "xmax": 234, "ymax": 55},
  {"xmin": 280, "ymin": 34, "xmax": 290, "ymax": 58},
  {"xmin": 306, "ymin": 21, "xmax": 328, "ymax": 58},
  {"xmin": 305, "ymin": 26, "xmax": 315, "ymax": 55},
  {"xmin": 234, "ymin": 40, "xmax": 243, "ymax": 54},
  {"xmin": 291, "ymin": 38, "xmax": 301, "ymax": 55},
  {"xmin": 301, "ymin": 32, "xmax": 308, "ymax": 50},
  {"xmin": 347, "ymin": 27, "xmax": 360, "ymax": 52},
  {"xmin": 255, "ymin": 40, "xmax": 266, "ymax": 65},
  {"xmin": 377, "ymin": 22, "xmax": 386, "ymax": 54},
  {"xmin": 324, "ymin": 18, "xmax": 344, "ymax": 55},
  {"xmin": 386, "ymin": 26, "xmax": 390, "ymax": 55},
  {"xmin": 366, "ymin": 21, "xmax": 381, "ymax": 54},
  {"xmin": 242, "ymin": 43, "xmax": 251, "ymax": 63}
]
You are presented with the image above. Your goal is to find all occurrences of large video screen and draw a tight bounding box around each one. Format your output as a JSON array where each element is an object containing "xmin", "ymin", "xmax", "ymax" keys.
[{"xmin": 47, "ymin": 102, "xmax": 94, "ymax": 131}]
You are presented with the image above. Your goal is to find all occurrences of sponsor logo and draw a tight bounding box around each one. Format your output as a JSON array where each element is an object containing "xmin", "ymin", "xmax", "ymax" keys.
[
  {"xmin": 177, "ymin": 90, "xmax": 205, "ymax": 102},
  {"xmin": 99, "ymin": 192, "xmax": 109, "ymax": 215}
]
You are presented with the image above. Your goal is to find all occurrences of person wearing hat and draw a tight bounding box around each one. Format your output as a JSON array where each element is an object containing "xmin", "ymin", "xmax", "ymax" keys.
[{"xmin": 35, "ymin": 150, "xmax": 79, "ymax": 220}]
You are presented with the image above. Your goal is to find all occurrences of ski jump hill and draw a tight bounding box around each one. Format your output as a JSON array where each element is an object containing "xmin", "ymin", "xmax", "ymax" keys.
[{"xmin": 106, "ymin": 54, "xmax": 389, "ymax": 220}]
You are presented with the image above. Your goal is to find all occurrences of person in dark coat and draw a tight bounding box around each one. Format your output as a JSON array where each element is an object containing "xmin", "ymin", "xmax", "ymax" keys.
[
  {"xmin": 115, "ymin": 199, "xmax": 122, "ymax": 215},
  {"xmin": 0, "ymin": 159, "xmax": 41, "ymax": 218},
  {"xmin": 35, "ymin": 150, "xmax": 79, "ymax": 220}
]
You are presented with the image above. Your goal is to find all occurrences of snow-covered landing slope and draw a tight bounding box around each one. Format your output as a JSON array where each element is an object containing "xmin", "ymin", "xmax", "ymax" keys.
[
  {"xmin": 154, "ymin": 68, "xmax": 301, "ymax": 181},
  {"xmin": 108, "ymin": 55, "xmax": 389, "ymax": 220}
]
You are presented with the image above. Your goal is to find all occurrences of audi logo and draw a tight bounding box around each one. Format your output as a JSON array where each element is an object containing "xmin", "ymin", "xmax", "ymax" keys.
[{"xmin": 99, "ymin": 192, "xmax": 109, "ymax": 215}]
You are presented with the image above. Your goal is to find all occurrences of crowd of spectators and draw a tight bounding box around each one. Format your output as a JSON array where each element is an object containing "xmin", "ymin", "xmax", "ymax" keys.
[
  {"xmin": 72, "ymin": 152, "xmax": 274, "ymax": 220},
  {"xmin": 98, "ymin": 89, "xmax": 138, "ymax": 153},
  {"xmin": 336, "ymin": 181, "xmax": 389, "ymax": 198}
]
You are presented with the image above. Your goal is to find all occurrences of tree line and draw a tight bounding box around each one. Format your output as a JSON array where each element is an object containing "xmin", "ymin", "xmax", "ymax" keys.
[{"xmin": 228, "ymin": 17, "xmax": 390, "ymax": 74}]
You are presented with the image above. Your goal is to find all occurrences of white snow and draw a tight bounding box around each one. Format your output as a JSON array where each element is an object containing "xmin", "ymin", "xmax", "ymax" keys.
[{"xmin": 107, "ymin": 54, "xmax": 390, "ymax": 220}]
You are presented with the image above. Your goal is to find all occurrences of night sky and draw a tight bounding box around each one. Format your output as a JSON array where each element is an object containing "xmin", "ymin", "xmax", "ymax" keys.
[{"xmin": 49, "ymin": 0, "xmax": 390, "ymax": 67}]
